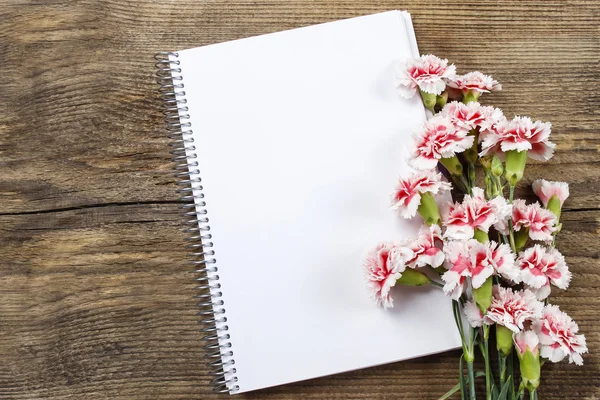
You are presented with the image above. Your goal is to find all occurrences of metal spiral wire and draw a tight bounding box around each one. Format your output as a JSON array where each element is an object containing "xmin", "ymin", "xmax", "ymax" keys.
[{"xmin": 155, "ymin": 52, "xmax": 239, "ymax": 393}]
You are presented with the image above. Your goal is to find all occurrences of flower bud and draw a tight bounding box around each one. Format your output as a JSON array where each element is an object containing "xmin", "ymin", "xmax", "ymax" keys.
[
  {"xmin": 496, "ymin": 325, "xmax": 514, "ymax": 357},
  {"xmin": 504, "ymin": 150, "xmax": 528, "ymax": 186},
  {"xmin": 473, "ymin": 228, "xmax": 489, "ymax": 244},
  {"xmin": 417, "ymin": 192, "xmax": 442, "ymax": 226},
  {"xmin": 396, "ymin": 268, "xmax": 431, "ymax": 286},
  {"xmin": 420, "ymin": 90, "xmax": 437, "ymax": 112},
  {"xmin": 514, "ymin": 331, "xmax": 541, "ymax": 392},
  {"xmin": 480, "ymin": 155, "xmax": 493, "ymax": 170},
  {"xmin": 473, "ymin": 276, "xmax": 493, "ymax": 312},
  {"xmin": 532, "ymin": 179, "xmax": 569, "ymax": 222},
  {"xmin": 462, "ymin": 89, "xmax": 481, "ymax": 104},
  {"xmin": 491, "ymin": 155, "xmax": 504, "ymax": 177},
  {"xmin": 514, "ymin": 229, "xmax": 529, "ymax": 251},
  {"xmin": 436, "ymin": 91, "xmax": 448, "ymax": 108},
  {"xmin": 439, "ymin": 155, "xmax": 464, "ymax": 176},
  {"xmin": 547, "ymin": 195, "xmax": 562, "ymax": 221}
]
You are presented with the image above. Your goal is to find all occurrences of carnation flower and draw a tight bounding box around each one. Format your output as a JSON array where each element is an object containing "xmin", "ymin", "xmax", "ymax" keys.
[
  {"xmin": 391, "ymin": 170, "xmax": 451, "ymax": 219},
  {"xmin": 406, "ymin": 224, "xmax": 444, "ymax": 268},
  {"xmin": 513, "ymin": 330, "xmax": 540, "ymax": 357},
  {"xmin": 512, "ymin": 200, "xmax": 558, "ymax": 242},
  {"xmin": 464, "ymin": 300, "xmax": 484, "ymax": 328},
  {"xmin": 518, "ymin": 245, "xmax": 571, "ymax": 300},
  {"xmin": 514, "ymin": 330, "xmax": 542, "ymax": 392},
  {"xmin": 533, "ymin": 305, "xmax": 588, "ymax": 365},
  {"xmin": 443, "ymin": 187, "xmax": 507, "ymax": 240},
  {"xmin": 440, "ymin": 101, "xmax": 504, "ymax": 133},
  {"xmin": 442, "ymin": 240, "xmax": 516, "ymax": 299},
  {"xmin": 490, "ymin": 196, "xmax": 512, "ymax": 235},
  {"xmin": 363, "ymin": 242, "xmax": 414, "ymax": 308},
  {"xmin": 480, "ymin": 116, "xmax": 556, "ymax": 162},
  {"xmin": 448, "ymin": 71, "xmax": 502, "ymax": 94},
  {"xmin": 395, "ymin": 54, "xmax": 456, "ymax": 98},
  {"xmin": 410, "ymin": 115, "xmax": 475, "ymax": 171},
  {"xmin": 483, "ymin": 286, "xmax": 543, "ymax": 333},
  {"xmin": 532, "ymin": 179, "xmax": 570, "ymax": 208}
]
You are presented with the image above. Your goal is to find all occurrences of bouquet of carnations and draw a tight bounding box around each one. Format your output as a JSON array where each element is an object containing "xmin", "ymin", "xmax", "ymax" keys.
[{"xmin": 363, "ymin": 54, "xmax": 587, "ymax": 400}]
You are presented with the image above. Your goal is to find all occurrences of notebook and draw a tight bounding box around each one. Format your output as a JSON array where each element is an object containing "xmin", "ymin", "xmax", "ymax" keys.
[{"xmin": 155, "ymin": 10, "xmax": 461, "ymax": 394}]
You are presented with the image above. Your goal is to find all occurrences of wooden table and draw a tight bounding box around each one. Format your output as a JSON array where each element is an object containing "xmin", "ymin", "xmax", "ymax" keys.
[{"xmin": 1, "ymin": 1, "xmax": 598, "ymax": 399}]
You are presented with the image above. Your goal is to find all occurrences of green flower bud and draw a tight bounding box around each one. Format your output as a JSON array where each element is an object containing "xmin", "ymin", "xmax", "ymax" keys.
[
  {"xmin": 473, "ymin": 276, "xmax": 493, "ymax": 312},
  {"xmin": 439, "ymin": 155, "xmax": 464, "ymax": 176},
  {"xmin": 420, "ymin": 90, "xmax": 437, "ymax": 112},
  {"xmin": 396, "ymin": 268, "xmax": 431, "ymax": 286},
  {"xmin": 480, "ymin": 155, "xmax": 493, "ymax": 170},
  {"xmin": 504, "ymin": 150, "xmax": 528, "ymax": 186},
  {"xmin": 547, "ymin": 195, "xmax": 562, "ymax": 221},
  {"xmin": 520, "ymin": 350, "xmax": 541, "ymax": 392},
  {"xmin": 514, "ymin": 229, "xmax": 529, "ymax": 251},
  {"xmin": 491, "ymin": 155, "xmax": 504, "ymax": 177},
  {"xmin": 473, "ymin": 228, "xmax": 489, "ymax": 244},
  {"xmin": 436, "ymin": 91, "xmax": 448, "ymax": 108},
  {"xmin": 417, "ymin": 192, "xmax": 442, "ymax": 226},
  {"xmin": 462, "ymin": 90, "xmax": 481, "ymax": 104},
  {"xmin": 496, "ymin": 325, "xmax": 514, "ymax": 357}
]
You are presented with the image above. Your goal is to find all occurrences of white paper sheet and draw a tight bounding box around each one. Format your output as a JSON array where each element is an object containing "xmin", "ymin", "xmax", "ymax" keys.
[{"xmin": 174, "ymin": 11, "xmax": 461, "ymax": 393}]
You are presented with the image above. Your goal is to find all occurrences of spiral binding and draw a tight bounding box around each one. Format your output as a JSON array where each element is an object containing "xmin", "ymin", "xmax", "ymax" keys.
[{"xmin": 155, "ymin": 52, "xmax": 239, "ymax": 393}]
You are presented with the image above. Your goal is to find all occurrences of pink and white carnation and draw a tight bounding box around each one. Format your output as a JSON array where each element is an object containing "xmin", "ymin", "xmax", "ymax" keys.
[
  {"xmin": 513, "ymin": 330, "xmax": 540, "ymax": 356},
  {"xmin": 440, "ymin": 101, "xmax": 504, "ymax": 133},
  {"xmin": 443, "ymin": 187, "xmax": 508, "ymax": 240},
  {"xmin": 532, "ymin": 179, "xmax": 570, "ymax": 207},
  {"xmin": 410, "ymin": 115, "xmax": 475, "ymax": 170},
  {"xmin": 512, "ymin": 200, "xmax": 558, "ymax": 242},
  {"xmin": 518, "ymin": 245, "xmax": 571, "ymax": 300},
  {"xmin": 448, "ymin": 71, "xmax": 502, "ymax": 94},
  {"xmin": 391, "ymin": 170, "xmax": 451, "ymax": 218},
  {"xmin": 490, "ymin": 196, "xmax": 512, "ymax": 235},
  {"xmin": 464, "ymin": 300, "xmax": 484, "ymax": 328},
  {"xmin": 406, "ymin": 224, "xmax": 445, "ymax": 268},
  {"xmin": 533, "ymin": 305, "xmax": 588, "ymax": 365},
  {"xmin": 395, "ymin": 54, "xmax": 456, "ymax": 98},
  {"xmin": 363, "ymin": 242, "xmax": 414, "ymax": 308},
  {"xmin": 483, "ymin": 286, "xmax": 544, "ymax": 333},
  {"xmin": 480, "ymin": 116, "xmax": 556, "ymax": 161},
  {"xmin": 442, "ymin": 239, "xmax": 516, "ymax": 299}
]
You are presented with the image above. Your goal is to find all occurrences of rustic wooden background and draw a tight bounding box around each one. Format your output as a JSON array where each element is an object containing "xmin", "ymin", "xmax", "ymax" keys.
[{"xmin": 1, "ymin": 1, "xmax": 598, "ymax": 399}]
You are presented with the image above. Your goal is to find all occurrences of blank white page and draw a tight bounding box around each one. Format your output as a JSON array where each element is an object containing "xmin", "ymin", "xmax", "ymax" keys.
[{"xmin": 175, "ymin": 11, "xmax": 461, "ymax": 393}]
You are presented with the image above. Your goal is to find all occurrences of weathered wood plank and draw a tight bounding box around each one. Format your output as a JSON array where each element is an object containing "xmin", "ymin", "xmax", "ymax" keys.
[{"xmin": 1, "ymin": 0, "xmax": 599, "ymax": 399}]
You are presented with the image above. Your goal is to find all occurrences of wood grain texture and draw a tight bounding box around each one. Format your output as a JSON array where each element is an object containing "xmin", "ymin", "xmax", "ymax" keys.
[{"xmin": 1, "ymin": 0, "xmax": 599, "ymax": 399}]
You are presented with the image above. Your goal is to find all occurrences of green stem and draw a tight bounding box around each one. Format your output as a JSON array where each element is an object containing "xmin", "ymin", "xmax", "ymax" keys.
[
  {"xmin": 499, "ymin": 352, "xmax": 507, "ymax": 387},
  {"xmin": 507, "ymin": 352, "xmax": 515, "ymax": 399},
  {"xmin": 483, "ymin": 325, "xmax": 492, "ymax": 400},
  {"xmin": 462, "ymin": 174, "xmax": 472, "ymax": 195},
  {"xmin": 467, "ymin": 360, "xmax": 477, "ymax": 400},
  {"xmin": 508, "ymin": 222, "xmax": 517, "ymax": 254},
  {"xmin": 529, "ymin": 389, "xmax": 537, "ymax": 400},
  {"xmin": 468, "ymin": 162, "xmax": 476, "ymax": 189},
  {"xmin": 430, "ymin": 280, "xmax": 444, "ymax": 289},
  {"xmin": 507, "ymin": 186, "xmax": 517, "ymax": 253}
]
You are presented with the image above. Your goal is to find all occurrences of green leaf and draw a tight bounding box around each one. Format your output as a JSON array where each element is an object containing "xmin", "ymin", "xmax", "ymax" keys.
[
  {"xmin": 497, "ymin": 376, "xmax": 512, "ymax": 400},
  {"xmin": 439, "ymin": 383, "xmax": 461, "ymax": 400}
]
